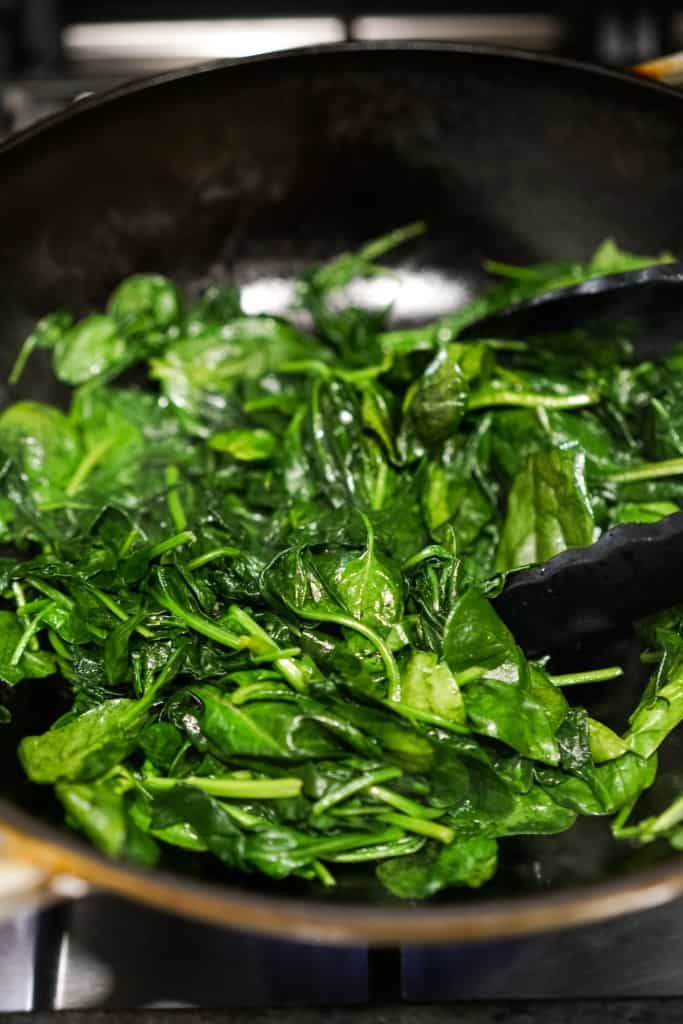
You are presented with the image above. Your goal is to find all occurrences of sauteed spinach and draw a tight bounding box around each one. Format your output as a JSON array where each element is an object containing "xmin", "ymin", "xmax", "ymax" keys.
[{"xmin": 3, "ymin": 226, "xmax": 683, "ymax": 897}]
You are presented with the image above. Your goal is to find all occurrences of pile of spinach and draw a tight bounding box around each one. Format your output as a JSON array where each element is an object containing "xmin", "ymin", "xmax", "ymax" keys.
[{"xmin": 2, "ymin": 225, "xmax": 683, "ymax": 898}]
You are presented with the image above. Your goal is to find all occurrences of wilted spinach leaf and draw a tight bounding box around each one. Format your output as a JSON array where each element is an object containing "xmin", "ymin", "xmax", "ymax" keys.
[{"xmin": 4, "ymin": 229, "xmax": 683, "ymax": 900}]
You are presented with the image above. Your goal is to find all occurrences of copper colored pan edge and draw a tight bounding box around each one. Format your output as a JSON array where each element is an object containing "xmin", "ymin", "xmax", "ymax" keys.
[
  {"xmin": 3, "ymin": 804, "xmax": 683, "ymax": 945},
  {"xmin": 632, "ymin": 52, "xmax": 683, "ymax": 85}
]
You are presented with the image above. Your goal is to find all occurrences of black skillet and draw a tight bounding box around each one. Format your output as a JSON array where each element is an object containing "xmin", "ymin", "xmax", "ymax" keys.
[{"xmin": 2, "ymin": 43, "xmax": 683, "ymax": 944}]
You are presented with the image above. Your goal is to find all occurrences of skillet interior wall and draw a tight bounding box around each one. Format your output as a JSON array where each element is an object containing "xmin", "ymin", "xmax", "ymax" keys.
[
  {"xmin": 1, "ymin": 44, "xmax": 683, "ymax": 897},
  {"xmin": 1, "ymin": 46, "xmax": 683, "ymax": 371}
]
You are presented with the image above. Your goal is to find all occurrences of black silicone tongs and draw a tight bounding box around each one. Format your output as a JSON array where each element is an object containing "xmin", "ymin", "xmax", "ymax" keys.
[
  {"xmin": 492, "ymin": 511, "xmax": 683, "ymax": 655},
  {"xmin": 462, "ymin": 262, "xmax": 683, "ymax": 654},
  {"xmin": 460, "ymin": 261, "xmax": 683, "ymax": 361}
]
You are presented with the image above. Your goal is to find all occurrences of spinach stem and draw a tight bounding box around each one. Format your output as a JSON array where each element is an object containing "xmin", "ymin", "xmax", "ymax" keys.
[
  {"xmin": 380, "ymin": 698, "xmax": 470, "ymax": 734},
  {"xmin": 186, "ymin": 546, "xmax": 241, "ymax": 570},
  {"xmin": 453, "ymin": 666, "xmax": 486, "ymax": 687},
  {"xmin": 331, "ymin": 835, "xmax": 426, "ymax": 862},
  {"xmin": 369, "ymin": 784, "xmax": 444, "ymax": 820},
  {"xmin": 341, "ymin": 352, "xmax": 393, "ymax": 383},
  {"xmin": 47, "ymin": 630, "xmax": 73, "ymax": 661},
  {"xmin": 312, "ymin": 767, "xmax": 402, "ymax": 817},
  {"xmin": 279, "ymin": 359, "xmax": 330, "ymax": 378},
  {"xmin": 479, "ymin": 339, "xmax": 529, "ymax": 352},
  {"xmin": 11, "ymin": 611, "xmax": 44, "ymax": 666},
  {"xmin": 369, "ymin": 460, "xmax": 389, "ymax": 510},
  {"xmin": 550, "ymin": 666, "xmax": 623, "ymax": 686},
  {"xmin": 607, "ymin": 457, "xmax": 683, "ymax": 483},
  {"xmin": 642, "ymin": 795, "xmax": 683, "ymax": 834},
  {"xmin": 379, "ymin": 327, "xmax": 435, "ymax": 355},
  {"xmin": 611, "ymin": 799, "xmax": 637, "ymax": 835},
  {"xmin": 230, "ymin": 682, "xmax": 295, "ymax": 705},
  {"xmin": 401, "ymin": 545, "xmax": 451, "ymax": 571},
  {"xmin": 482, "ymin": 259, "xmax": 558, "ymax": 280},
  {"xmin": 243, "ymin": 396, "xmax": 299, "ymax": 414},
  {"xmin": 18, "ymin": 598, "xmax": 53, "ymax": 617},
  {"xmin": 229, "ymin": 605, "xmax": 309, "ymax": 691},
  {"xmin": 144, "ymin": 775, "xmax": 302, "ymax": 799},
  {"xmin": 38, "ymin": 500, "xmax": 97, "ymax": 512},
  {"xmin": 218, "ymin": 803, "xmax": 264, "ymax": 828},
  {"xmin": 65, "ymin": 438, "xmax": 115, "ymax": 497},
  {"xmin": 361, "ymin": 220, "xmax": 426, "ymax": 260},
  {"xmin": 249, "ymin": 645, "xmax": 302, "ymax": 665},
  {"xmin": 301, "ymin": 827, "xmax": 404, "ymax": 858},
  {"xmin": 311, "ymin": 860, "xmax": 336, "ymax": 886},
  {"xmin": 153, "ymin": 590, "xmax": 242, "ymax": 649},
  {"xmin": 145, "ymin": 644, "xmax": 188, "ymax": 702},
  {"xmin": 87, "ymin": 585, "xmax": 154, "ymax": 639},
  {"xmin": 26, "ymin": 577, "xmax": 73, "ymax": 607},
  {"xmin": 167, "ymin": 740, "xmax": 191, "ymax": 777},
  {"xmin": 8, "ymin": 335, "xmax": 37, "ymax": 386},
  {"xmin": 331, "ymin": 805, "xmax": 388, "ymax": 817},
  {"xmin": 469, "ymin": 389, "xmax": 598, "ymax": 411},
  {"xmin": 165, "ymin": 465, "xmax": 187, "ymax": 531},
  {"xmin": 148, "ymin": 530, "xmax": 196, "ymax": 560},
  {"xmin": 26, "ymin": 579, "xmax": 106, "ymax": 641},
  {"xmin": 12, "ymin": 582, "xmax": 40, "ymax": 651},
  {"xmin": 379, "ymin": 812, "xmax": 454, "ymax": 845},
  {"xmin": 119, "ymin": 526, "xmax": 140, "ymax": 558},
  {"xmin": 304, "ymin": 608, "xmax": 400, "ymax": 696},
  {"xmin": 613, "ymin": 794, "xmax": 683, "ymax": 841}
]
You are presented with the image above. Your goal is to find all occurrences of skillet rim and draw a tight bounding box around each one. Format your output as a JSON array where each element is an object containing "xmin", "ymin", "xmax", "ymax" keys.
[
  {"xmin": 3, "ymin": 797, "xmax": 683, "ymax": 944},
  {"xmin": 1, "ymin": 38, "xmax": 683, "ymax": 160},
  {"xmin": 2, "ymin": 40, "xmax": 683, "ymax": 943}
]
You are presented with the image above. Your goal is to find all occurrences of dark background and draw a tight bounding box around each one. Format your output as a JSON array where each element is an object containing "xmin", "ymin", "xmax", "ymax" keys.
[
  {"xmin": 0, "ymin": 1, "xmax": 681, "ymax": 76},
  {"xmin": 2, "ymin": 0, "xmax": 682, "ymax": 136}
]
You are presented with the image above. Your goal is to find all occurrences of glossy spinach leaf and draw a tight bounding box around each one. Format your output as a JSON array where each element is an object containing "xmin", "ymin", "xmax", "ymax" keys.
[
  {"xmin": 0, "ymin": 611, "xmax": 56, "ymax": 685},
  {"xmin": 57, "ymin": 777, "xmax": 160, "ymax": 865},
  {"xmin": 150, "ymin": 317, "xmax": 317, "ymax": 435},
  {"xmin": 0, "ymin": 401, "xmax": 82, "ymax": 506},
  {"xmin": 444, "ymin": 589, "xmax": 567, "ymax": 764},
  {"xmin": 20, "ymin": 698, "xmax": 152, "ymax": 783},
  {"xmin": 495, "ymin": 448, "xmax": 595, "ymax": 571},
  {"xmin": 53, "ymin": 314, "xmax": 129, "ymax": 385},
  {"xmin": 376, "ymin": 836, "xmax": 498, "ymax": 897}
]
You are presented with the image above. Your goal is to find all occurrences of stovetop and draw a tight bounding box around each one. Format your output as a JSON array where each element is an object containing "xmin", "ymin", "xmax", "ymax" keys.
[{"xmin": 3, "ymin": 892, "xmax": 683, "ymax": 1012}]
